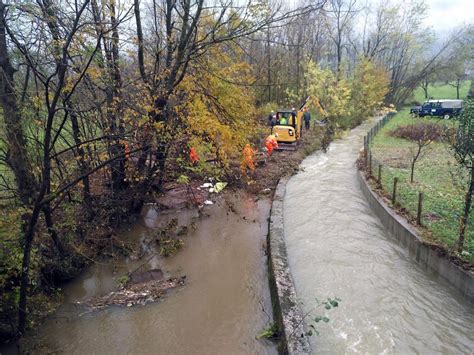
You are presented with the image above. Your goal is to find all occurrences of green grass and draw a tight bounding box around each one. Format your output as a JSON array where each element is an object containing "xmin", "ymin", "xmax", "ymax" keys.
[
  {"xmin": 412, "ymin": 80, "xmax": 471, "ymax": 104},
  {"xmin": 370, "ymin": 108, "xmax": 473, "ymax": 260}
]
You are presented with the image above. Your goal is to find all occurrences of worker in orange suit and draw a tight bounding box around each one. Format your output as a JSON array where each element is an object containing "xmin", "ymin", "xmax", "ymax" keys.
[
  {"xmin": 189, "ymin": 147, "xmax": 200, "ymax": 164},
  {"xmin": 241, "ymin": 144, "xmax": 255, "ymax": 175},
  {"xmin": 264, "ymin": 134, "xmax": 279, "ymax": 155},
  {"xmin": 124, "ymin": 142, "xmax": 130, "ymax": 160}
]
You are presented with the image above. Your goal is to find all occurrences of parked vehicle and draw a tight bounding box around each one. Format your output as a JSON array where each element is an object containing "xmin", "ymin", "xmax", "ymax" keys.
[
  {"xmin": 413, "ymin": 99, "xmax": 463, "ymax": 119},
  {"xmin": 410, "ymin": 105, "xmax": 422, "ymax": 116}
]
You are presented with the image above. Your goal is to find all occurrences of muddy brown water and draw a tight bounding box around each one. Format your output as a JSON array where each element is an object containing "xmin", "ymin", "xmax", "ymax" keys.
[
  {"xmin": 14, "ymin": 194, "xmax": 277, "ymax": 354},
  {"xmin": 284, "ymin": 119, "xmax": 474, "ymax": 353}
]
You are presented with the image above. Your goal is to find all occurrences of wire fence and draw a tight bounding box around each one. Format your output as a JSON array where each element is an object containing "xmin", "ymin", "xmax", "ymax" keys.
[
  {"xmin": 362, "ymin": 112, "xmax": 427, "ymax": 227},
  {"xmin": 361, "ymin": 113, "xmax": 474, "ymax": 255}
]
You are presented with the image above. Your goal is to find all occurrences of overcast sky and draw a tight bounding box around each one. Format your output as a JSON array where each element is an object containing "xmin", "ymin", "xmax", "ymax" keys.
[{"xmin": 423, "ymin": 0, "xmax": 473, "ymax": 35}]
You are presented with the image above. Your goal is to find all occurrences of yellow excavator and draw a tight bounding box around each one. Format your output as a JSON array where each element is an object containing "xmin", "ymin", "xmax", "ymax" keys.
[{"xmin": 271, "ymin": 96, "xmax": 310, "ymax": 150}]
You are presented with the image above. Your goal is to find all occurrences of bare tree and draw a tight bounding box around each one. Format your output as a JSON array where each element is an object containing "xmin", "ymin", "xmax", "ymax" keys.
[{"xmin": 325, "ymin": 0, "xmax": 358, "ymax": 76}]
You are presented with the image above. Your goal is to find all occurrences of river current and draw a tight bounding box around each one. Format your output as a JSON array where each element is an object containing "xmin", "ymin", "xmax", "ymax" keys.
[{"xmin": 284, "ymin": 119, "xmax": 474, "ymax": 354}]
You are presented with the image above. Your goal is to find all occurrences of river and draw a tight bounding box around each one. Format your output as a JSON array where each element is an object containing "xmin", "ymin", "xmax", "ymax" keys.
[
  {"xmin": 284, "ymin": 119, "xmax": 474, "ymax": 353},
  {"xmin": 14, "ymin": 194, "xmax": 277, "ymax": 355}
]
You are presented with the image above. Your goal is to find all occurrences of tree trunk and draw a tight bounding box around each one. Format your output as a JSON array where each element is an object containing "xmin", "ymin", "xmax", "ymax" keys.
[
  {"xmin": 17, "ymin": 205, "xmax": 42, "ymax": 334},
  {"xmin": 458, "ymin": 167, "xmax": 474, "ymax": 253},
  {"xmin": 296, "ymin": 28, "xmax": 302, "ymax": 97},
  {"xmin": 456, "ymin": 79, "xmax": 460, "ymax": 99},
  {"xmin": 411, "ymin": 144, "xmax": 423, "ymax": 183},
  {"xmin": 0, "ymin": 3, "xmax": 36, "ymax": 205},
  {"xmin": 422, "ymin": 82, "xmax": 428, "ymax": 99},
  {"xmin": 468, "ymin": 79, "xmax": 474, "ymax": 98},
  {"xmin": 266, "ymin": 25, "xmax": 271, "ymax": 102},
  {"xmin": 67, "ymin": 101, "xmax": 92, "ymax": 210},
  {"xmin": 109, "ymin": 0, "xmax": 126, "ymax": 192},
  {"xmin": 42, "ymin": 204, "xmax": 64, "ymax": 255}
]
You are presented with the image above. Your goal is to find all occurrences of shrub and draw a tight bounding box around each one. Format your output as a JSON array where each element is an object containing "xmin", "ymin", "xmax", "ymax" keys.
[
  {"xmin": 390, "ymin": 122, "xmax": 444, "ymax": 182},
  {"xmin": 390, "ymin": 122, "xmax": 443, "ymax": 142}
]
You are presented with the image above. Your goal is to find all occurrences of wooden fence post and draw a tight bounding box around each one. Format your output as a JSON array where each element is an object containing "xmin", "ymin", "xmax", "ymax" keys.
[
  {"xmin": 378, "ymin": 164, "xmax": 382, "ymax": 185},
  {"xmin": 392, "ymin": 177, "xmax": 398, "ymax": 203},
  {"xmin": 368, "ymin": 152, "xmax": 372, "ymax": 175},
  {"xmin": 417, "ymin": 192, "xmax": 423, "ymax": 225}
]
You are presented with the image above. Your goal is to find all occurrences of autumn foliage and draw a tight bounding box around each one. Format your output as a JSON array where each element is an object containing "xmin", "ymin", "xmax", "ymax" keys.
[{"xmin": 305, "ymin": 58, "xmax": 389, "ymax": 130}]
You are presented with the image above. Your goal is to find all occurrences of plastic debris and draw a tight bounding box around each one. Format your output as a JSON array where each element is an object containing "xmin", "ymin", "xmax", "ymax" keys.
[
  {"xmin": 213, "ymin": 182, "xmax": 227, "ymax": 193},
  {"xmin": 204, "ymin": 200, "xmax": 213, "ymax": 205}
]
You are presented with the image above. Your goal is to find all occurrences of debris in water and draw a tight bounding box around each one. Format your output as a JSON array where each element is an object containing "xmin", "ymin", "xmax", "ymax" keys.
[{"xmin": 83, "ymin": 276, "xmax": 186, "ymax": 311}]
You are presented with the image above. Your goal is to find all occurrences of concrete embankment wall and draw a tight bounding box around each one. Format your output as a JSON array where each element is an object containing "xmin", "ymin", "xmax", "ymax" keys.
[
  {"xmin": 358, "ymin": 171, "xmax": 474, "ymax": 302},
  {"xmin": 267, "ymin": 177, "xmax": 312, "ymax": 354}
]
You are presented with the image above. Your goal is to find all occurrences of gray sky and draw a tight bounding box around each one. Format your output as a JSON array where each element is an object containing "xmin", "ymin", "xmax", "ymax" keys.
[{"xmin": 423, "ymin": 0, "xmax": 473, "ymax": 34}]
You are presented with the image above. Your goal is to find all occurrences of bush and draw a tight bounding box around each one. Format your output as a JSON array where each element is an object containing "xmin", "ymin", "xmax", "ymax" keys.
[{"xmin": 390, "ymin": 122, "xmax": 444, "ymax": 142}]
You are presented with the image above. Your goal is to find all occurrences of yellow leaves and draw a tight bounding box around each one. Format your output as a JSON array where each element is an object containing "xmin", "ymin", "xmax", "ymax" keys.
[
  {"xmin": 305, "ymin": 58, "xmax": 389, "ymax": 124},
  {"xmin": 168, "ymin": 41, "xmax": 257, "ymax": 165},
  {"xmin": 62, "ymin": 77, "xmax": 75, "ymax": 95},
  {"xmin": 31, "ymin": 95, "xmax": 43, "ymax": 110},
  {"xmin": 306, "ymin": 60, "xmax": 353, "ymax": 121},
  {"xmin": 98, "ymin": 151, "xmax": 109, "ymax": 161},
  {"xmin": 350, "ymin": 57, "xmax": 389, "ymax": 117},
  {"xmin": 86, "ymin": 66, "xmax": 102, "ymax": 81},
  {"xmin": 154, "ymin": 121, "xmax": 164, "ymax": 131}
]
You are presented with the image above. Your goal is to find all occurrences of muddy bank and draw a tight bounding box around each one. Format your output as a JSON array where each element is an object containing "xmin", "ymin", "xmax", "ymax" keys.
[{"xmin": 242, "ymin": 127, "xmax": 323, "ymax": 196}]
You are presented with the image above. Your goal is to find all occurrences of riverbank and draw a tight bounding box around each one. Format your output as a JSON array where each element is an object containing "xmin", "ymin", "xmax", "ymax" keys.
[
  {"xmin": 366, "ymin": 108, "xmax": 473, "ymax": 265},
  {"xmin": 358, "ymin": 168, "xmax": 474, "ymax": 300}
]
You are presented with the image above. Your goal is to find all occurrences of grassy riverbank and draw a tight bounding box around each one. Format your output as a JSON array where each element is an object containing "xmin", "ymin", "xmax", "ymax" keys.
[{"xmin": 370, "ymin": 109, "xmax": 473, "ymax": 263}]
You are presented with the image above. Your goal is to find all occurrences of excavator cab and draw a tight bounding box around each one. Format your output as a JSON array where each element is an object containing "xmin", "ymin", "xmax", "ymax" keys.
[
  {"xmin": 272, "ymin": 110, "xmax": 299, "ymax": 146},
  {"xmin": 271, "ymin": 97, "xmax": 308, "ymax": 150}
]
